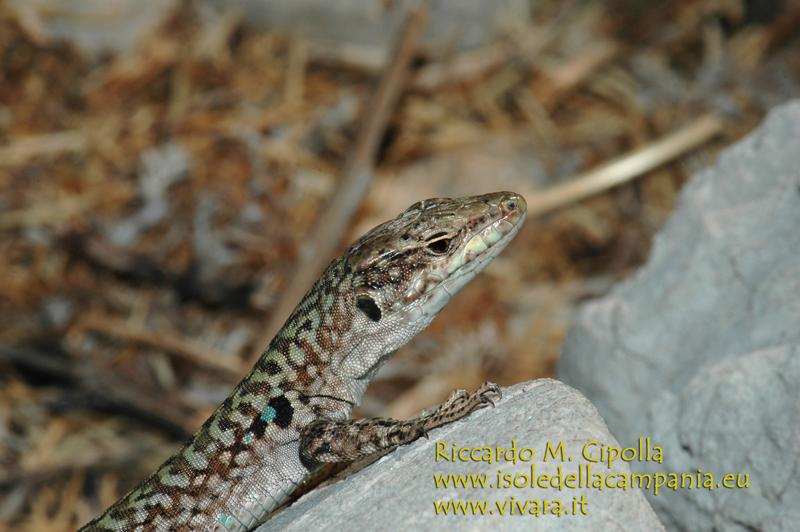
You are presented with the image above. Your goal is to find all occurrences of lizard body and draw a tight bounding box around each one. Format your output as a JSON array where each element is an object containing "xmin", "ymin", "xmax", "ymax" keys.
[{"xmin": 82, "ymin": 191, "xmax": 526, "ymax": 531}]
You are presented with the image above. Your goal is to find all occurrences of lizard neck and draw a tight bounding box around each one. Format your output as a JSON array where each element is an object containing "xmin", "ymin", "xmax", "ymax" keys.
[
  {"xmin": 256, "ymin": 257, "xmax": 360, "ymax": 396},
  {"xmin": 251, "ymin": 255, "xmax": 389, "ymax": 420}
]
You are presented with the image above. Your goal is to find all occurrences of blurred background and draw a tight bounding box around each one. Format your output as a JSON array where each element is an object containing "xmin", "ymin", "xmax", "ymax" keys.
[{"xmin": 1, "ymin": 0, "xmax": 799, "ymax": 529}]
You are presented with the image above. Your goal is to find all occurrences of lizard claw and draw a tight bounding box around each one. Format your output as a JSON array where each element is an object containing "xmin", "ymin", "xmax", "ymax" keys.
[
  {"xmin": 421, "ymin": 382, "xmax": 503, "ymax": 433},
  {"xmin": 476, "ymin": 381, "xmax": 502, "ymax": 408}
]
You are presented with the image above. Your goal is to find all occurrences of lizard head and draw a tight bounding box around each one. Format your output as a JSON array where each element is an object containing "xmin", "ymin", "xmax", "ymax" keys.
[{"xmin": 342, "ymin": 191, "xmax": 526, "ymax": 362}]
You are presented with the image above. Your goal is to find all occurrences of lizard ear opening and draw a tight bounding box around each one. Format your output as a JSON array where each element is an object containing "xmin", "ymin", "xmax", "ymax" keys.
[{"xmin": 356, "ymin": 295, "xmax": 382, "ymax": 322}]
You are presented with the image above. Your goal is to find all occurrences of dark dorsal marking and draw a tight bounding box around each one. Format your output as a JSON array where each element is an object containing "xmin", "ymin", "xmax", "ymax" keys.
[
  {"xmin": 263, "ymin": 359, "xmax": 281, "ymax": 375},
  {"xmin": 250, "ymin": 395, "xmax": 295, "ymax": 438},
  {"xmin": 356, "ymin": 295, "xmax": 381, "ymax": 322},
  {"xmin": 268, "ymin": 395, "xmax": 293, "ymax": 428}
]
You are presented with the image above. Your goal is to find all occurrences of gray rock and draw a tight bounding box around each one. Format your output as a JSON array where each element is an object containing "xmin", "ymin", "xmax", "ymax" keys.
[
  {"xmin": 104, "ymin": 143, "xmax": 190, "ymax": 247},
  {"xmin": 14, "ymin": 0, "xmax": 177, "ymax": 55},
  {"xmin": 642, "ymin": 345, "xmax": 800, "ymax": 531},
  {"xmin": 258, "ymin": 380, "xmax": 664, "ymax": 531},
  {"xmin": 27, "ymin": 0, "xmax": 527, "ymax": 66},
  {"xmin": 212, "ymin": 0, "xmax": 530, "ymax": 66},
  {"xmin": 558, "ymin": 100, "xmax": 800, "ymax": 531}
]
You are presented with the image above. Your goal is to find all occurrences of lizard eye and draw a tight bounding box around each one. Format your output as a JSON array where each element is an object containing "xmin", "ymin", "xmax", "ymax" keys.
[
  {"xmin": 425, "ymin": 232, "xmax": 451, "ymax": 255},
  {"xmin": 356, "ymin": 295, "xmax": 382, "ymax": 322}
]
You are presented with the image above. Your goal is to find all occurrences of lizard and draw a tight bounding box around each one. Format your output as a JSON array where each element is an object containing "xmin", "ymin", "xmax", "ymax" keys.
[{"xmin": 81, "ymin": 191, "xmax": 527, "ymax": 531}]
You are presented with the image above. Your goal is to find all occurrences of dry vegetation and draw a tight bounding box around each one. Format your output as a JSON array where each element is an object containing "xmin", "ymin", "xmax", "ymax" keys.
[{"xmin": 0, "ymin": 0, "xmax": 798, "ymax": 528}]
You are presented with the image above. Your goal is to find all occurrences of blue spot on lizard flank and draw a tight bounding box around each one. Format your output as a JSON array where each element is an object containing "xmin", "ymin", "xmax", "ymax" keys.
[
  {"xmin": 260, "ymin": 405, "xmax": 277, "ymax": 423},
  {"xmin": 243, "ymin": 432, "xmax": 255, "ymax": 444},
  {"xmin": 218, "ymin": 513, "xmax": 234, "ymax": 529},
  {"xmin": 250, "ymin": 395, "xmax": 294, "ymax": 438}
]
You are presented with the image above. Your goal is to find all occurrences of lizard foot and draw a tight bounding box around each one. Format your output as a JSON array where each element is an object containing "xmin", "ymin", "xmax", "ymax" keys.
[{"xmin": 423, "ymin": 381, "xmax": 502, "ymax": 432}]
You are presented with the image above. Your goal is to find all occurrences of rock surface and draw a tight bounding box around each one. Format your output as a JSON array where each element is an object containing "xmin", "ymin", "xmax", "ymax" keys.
[
  {"xmin": 13, "ymin": 0, "xmax": 178, "ymax": 55},
  {"xmin": 558, "ymin": 100, "xmax": 800, "ymax": 530},
  {"xmin": 257, "ymin": 380, "xmax": 663, "ymax": 531},
  {"xmin": 23, "ymin": 0, "xmax": 527, "ymax": 60},
  {"xmin": 211, "ymin": 0, "xmax": 530, "ymax": 65},
  {"xmin": 641, "ymin": 345, "xmax": 800, "ymax": 530}
]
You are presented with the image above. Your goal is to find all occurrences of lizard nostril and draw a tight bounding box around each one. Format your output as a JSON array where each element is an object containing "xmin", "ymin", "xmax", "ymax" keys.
[{"xmin": 498, "ymin": 193, "xmax": 526, "ymax": 215}]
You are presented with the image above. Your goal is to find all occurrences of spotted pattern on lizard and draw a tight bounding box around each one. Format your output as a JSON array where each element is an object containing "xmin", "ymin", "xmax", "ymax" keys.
[{"xmin": 81, "ymin": 191, "xmax": 527, "ymax": 531}]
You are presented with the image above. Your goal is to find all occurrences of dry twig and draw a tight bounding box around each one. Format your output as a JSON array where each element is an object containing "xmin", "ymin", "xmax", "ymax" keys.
[
  {"xmin": 0, "ymin": 130, "xmax": 86, "ymax": 167},
  {"xmin": 534, "ymin": 39, "xmax": 620, "ymax": 107},
  {"xmin": 525, "ymin": 113, "xmax": 724, "ymax": 217},
  {"xmin": 0, "ymin": 344, "xmax": 192, "ymax": 437},
  {"xmin": 0, "ymin": 186, "xmax": 134, "ymax": 230},
  {"xmin": 76, "ymin": 314, "xmax": 244, "ymax": 378},
  {"xmin": 412, "ymin": 29, "xmax": 552, "ymax": 92}
]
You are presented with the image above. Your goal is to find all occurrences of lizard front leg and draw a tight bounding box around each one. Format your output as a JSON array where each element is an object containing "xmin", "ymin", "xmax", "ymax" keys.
[{"xmin": 299, "ymin": 382, "xmax": 501, "ymax": 466}]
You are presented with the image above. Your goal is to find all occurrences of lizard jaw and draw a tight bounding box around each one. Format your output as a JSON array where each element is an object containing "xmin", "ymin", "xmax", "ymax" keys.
[{"xmin": 413, "ymin": 192, "xmax": 527, "ymax": 320}]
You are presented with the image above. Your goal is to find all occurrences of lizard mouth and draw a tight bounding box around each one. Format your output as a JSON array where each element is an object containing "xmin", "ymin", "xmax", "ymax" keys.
[
  {"xmin": 456, "ymin": 192, "xmax": 526, "ymax": 272},
  {"xmin": 418, "ymin": 192, "xmax": 527, "ymax": 317}
]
